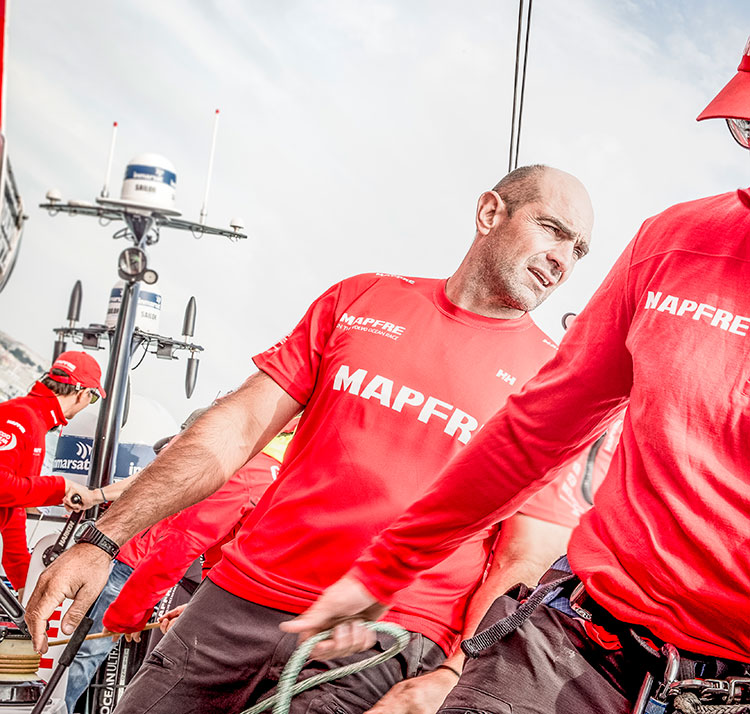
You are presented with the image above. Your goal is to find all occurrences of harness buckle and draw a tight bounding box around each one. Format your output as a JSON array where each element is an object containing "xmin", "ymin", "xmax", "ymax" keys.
[
  {"xmin": 568, "ymin": 582, "xmax": 592, "ymax": 621},
  {"xmin": 725, "ymin": 676, "xmax": 750, "ymax": 703}
]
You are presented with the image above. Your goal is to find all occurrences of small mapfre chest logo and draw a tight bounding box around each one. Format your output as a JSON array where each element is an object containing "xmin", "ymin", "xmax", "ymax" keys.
[
  {"xmin": 336, "ymin": 312, "xmax": 406, "ymax": 341},
  {"xmin": 0, "ymin": 430, "xmax": 17, "ymax": 451}
]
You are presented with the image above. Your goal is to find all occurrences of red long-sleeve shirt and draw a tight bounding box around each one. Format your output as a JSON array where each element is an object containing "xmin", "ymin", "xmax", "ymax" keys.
[
  {"xmin": 349, "ymin": 189, "xmax": 750, "ymax": 661},
  {"xmin": 0, "ymin": 383, "xmax": 67, "ymax": 516},
  {"xmin": 0, "ymin": 382, "xmax": 67, "ymax": 589}
]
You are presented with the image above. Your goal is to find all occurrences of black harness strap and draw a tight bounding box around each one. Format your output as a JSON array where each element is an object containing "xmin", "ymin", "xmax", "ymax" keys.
[{"xmin": 461, "ymin": 569, "xmax": 576, "ymax": 658}]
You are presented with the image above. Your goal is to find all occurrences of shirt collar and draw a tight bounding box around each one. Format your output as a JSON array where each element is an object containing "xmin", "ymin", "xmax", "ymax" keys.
[{"xmin": 28, "ymin": 381, "xmax": 69, "ymax": 430}]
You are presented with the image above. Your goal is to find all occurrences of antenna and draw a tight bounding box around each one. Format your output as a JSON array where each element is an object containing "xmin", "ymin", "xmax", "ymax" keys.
[
  {"xmin": 182, "ymin": 296, "xmax": 196, "ymax": 338},
  {"xmin": 67, "ymin": 280, "xmax": 82, "ymax": 325},
  {"xmin": 42, "ymin": 124, "xmax": 246, "ymax": 499},
  {"xmin": 199, "ymin": 110, "xmax": 220, "ymax": 225},
  {"xmin": 183, "ymin": 296, "xmax": 199, "ymax": 398},
  {"xmin": 101, "ymin": 121, "xmax": 118, "ymax": 199}
]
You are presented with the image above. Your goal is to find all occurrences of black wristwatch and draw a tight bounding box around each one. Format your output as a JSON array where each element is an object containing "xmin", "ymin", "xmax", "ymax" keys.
[{"xmin": 76, "ymin": 524, "xmax": 120, "ymax": 559}]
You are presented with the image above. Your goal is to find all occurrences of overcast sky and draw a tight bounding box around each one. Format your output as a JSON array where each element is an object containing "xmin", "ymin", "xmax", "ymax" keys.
[{"xmin": 1, "ymin": 0, "xmax": 749, "ymax": 425}]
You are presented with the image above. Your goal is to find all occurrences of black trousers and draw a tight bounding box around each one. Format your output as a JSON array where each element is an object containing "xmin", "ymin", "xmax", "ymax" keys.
[
  {"xmin": 114, "ymin": 580, "xmax": 444, "ymax": 714},
  {"xmin": 438, "ymin": 593, "xmax": 649, "ymax": 714}
]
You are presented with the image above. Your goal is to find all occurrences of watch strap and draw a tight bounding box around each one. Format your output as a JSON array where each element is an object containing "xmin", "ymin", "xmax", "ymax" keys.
[{"xmin": 77, "ymin": 524, "xmax": 120, "ymax": 559}]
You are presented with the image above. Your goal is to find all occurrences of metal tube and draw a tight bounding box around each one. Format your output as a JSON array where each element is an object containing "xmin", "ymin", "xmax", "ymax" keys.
[
  {"xmin": 87, "ymin": 279, "xmax": 141, "ymax": 501},
  {"xmin": 631, "ymin": 672, "xmax": 654, "ymax": 714},
  {"xmin": 199, "ymin": 109, "xmax": 220, "ymax": 225},
  {"xmin": 101, "ymin": 121, "xmax": 118, "ymax": 199},
  {"xmin": 0, "ymin": 580, "xmax": 27, "ymax": 634}
]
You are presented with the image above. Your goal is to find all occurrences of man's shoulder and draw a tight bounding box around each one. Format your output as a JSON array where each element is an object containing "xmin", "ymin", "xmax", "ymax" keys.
[
  {"xmin": 631, "ymin": 189, "xmax": 749, "ymax": 261},
  {"xmin": 339, "ymin": 272, "xmax": 432, "ymax": 290},
  {"xmin": 332, "ymin": 272, "xmax": 435, "ymax": 304},
  {"xmin": 0, "ymin": 397, "xmax": 39, "ymax": 430},
  {"xmin": 648, "ymin": 189, "xmax": 745, "ymax": 230},
  {"xmin": 524, "ymin": 318, "xmax": 559, "ymax": 357},
  {"xmin": 0, "ymin": 398, "xmax": 39, "ymax": 452}
]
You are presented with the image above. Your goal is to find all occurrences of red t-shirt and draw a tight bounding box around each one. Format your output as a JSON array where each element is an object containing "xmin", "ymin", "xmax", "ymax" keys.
[
  {"xmin": 209, "ymin": 273, "xmax": 582, "ymax": 652},
  {"xmin": 349, "ymin": 190, "xmax": 750, "ymax": 661}
]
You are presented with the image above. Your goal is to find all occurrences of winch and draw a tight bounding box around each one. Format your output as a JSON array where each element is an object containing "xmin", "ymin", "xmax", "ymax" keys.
[{"xmin": 0, "ymin": 580, "xmax": 66, "ymax": 713}]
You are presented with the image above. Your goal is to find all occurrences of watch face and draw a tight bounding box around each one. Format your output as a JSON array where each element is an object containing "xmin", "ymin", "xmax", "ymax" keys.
[{"xmin": 118, "ymin": 248, "xmax": 146, "ymax": 277}]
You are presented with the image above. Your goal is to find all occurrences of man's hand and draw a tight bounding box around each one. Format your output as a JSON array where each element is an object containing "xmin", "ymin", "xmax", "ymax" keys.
[
  {"xmin": 102, "ymin": 626, "xmax": 142, "ymax": 643},
  {"xmin": 158, "ymin": 604, "xmax": 187, "ymax": 634},
  {"xmin": 279, "ymin": 575, "xmax": 387, "ymax": 659},
  {"xmin": 63, "ymin": 480, "xmax": 97, "ymax": 511},
  {"xmin": 24, "ymin": 543, "xmax": 111, "ymax": 654},
  {"xmin": 364, "ymin": 668, "xmax": 458, "ymax": 714}
]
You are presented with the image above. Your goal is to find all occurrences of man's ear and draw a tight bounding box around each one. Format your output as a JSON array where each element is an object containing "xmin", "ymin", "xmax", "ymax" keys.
[{"xmin": 475, "ymin": 190, "xmax": 507, "ymax": 236}]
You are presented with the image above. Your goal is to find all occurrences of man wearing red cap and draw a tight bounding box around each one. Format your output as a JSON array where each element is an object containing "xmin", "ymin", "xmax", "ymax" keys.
[
  {"xmin": 0, "ymin": 351, "xmax": 103, "ymax": 591},
  {"xmin": 268, "ymin": 36, "xmax": 750, "ymax": 714}
]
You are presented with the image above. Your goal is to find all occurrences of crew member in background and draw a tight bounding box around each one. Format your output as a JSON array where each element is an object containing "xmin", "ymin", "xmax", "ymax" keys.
[
  {"xmin": 280, "ymin": 37, "xmax": 750, "ymax": 714},
  {"xmin": 29, "ymin": 165, "xmax": 596, "ymax": 714},
  {"xmin": 0, "ymin": 351, "xmax": 102, "ymax": 591},
  {"xmin": 63, "ymin": 417, "xmax": 298, "ymax": 714}
]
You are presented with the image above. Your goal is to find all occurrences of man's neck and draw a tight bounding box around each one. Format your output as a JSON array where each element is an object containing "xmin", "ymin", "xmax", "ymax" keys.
[{"xmin": 445, "ymin": 271, "xmax": 526, "ymax": 320}]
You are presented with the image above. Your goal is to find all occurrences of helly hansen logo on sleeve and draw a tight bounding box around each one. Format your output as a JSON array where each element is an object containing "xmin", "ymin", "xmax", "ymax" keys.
[
  {"xmin": 332, "ymin": 365, "xmax": 479, "ymax": 444},
  {"xmin": 644, "ymin": 291, "xmax": 750, "ymax": 336}
]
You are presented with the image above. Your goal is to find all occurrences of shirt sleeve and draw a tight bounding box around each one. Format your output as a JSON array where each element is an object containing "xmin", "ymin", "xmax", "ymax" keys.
[
  {"xmin": 516, "ymin": 448, "xmax": 591, "ymax": 529},
  {"xmin": 102, "ymin": 471, "xmax": 258, "ymax": 632},
  {"xmin": 349, "ymin": 237, "xmax": 638, "ymax": 603},
  {"xmin": 0, "ymin": 507, "xmax": 31, "ymax": 591},
  {"xmin": 0, "ymin": 416, "xmax": 66, "ymax": 507},
  {"xmin": 252, "ymin": 278, "xmax": 376, "ymax": 404}
]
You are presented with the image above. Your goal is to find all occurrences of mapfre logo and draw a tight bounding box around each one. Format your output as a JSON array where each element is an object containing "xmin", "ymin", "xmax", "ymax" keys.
[
  {"xmin": 0, "ymin": 430, "xmax": 17, "ymax": 451},
  {"xmin": 332, "ymin": 364, "xmax": 479, "ymax": 444},
  {"xmin": 6, "ymin": 419, "xmax": 25, "ymax": 434},
  {"xmin": 336, "ymin": 312, "xmax": 406, "ymax": 341},
  {"xmin": 55, "ymin": 359, "xmax": 76, "ymax": 371},
  {"xmin": 644, "ymin": 291, "xmax": 750, "ymax": 336}
]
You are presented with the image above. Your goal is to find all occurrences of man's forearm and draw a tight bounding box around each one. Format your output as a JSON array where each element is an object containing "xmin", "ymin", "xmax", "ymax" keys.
[{"xmin": 95, "ymin": 371, "xmax": 301, "ymax": 545}]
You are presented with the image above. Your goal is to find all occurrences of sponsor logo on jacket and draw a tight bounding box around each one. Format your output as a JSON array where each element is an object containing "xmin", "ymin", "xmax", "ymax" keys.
[
  {"xmin": 6, "ymin": 420, "xmax": 25, "ymax": 433},
  {"xmin": 332, "ymin": 364, "xmax": 478, "ymax": 443},
  {"xmin": 496, "ymin": 368, "xmax": 517, "ymax": 385},
  {"xmin": 644, "ymin": 291, "xmax": 750, "ymax": 336},
  {"xmin": 336, "ymin": 312, "xmax": 406, "ymax": 340},
  {"xmin": 0, "ymin": 430, "xmax": 17, "ymax": 451}
]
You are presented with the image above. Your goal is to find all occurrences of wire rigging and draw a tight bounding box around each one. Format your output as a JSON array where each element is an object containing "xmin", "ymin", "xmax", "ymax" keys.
[{"xmin": 508, "ymin": 0, "xmax": 534, "ymax": 172}]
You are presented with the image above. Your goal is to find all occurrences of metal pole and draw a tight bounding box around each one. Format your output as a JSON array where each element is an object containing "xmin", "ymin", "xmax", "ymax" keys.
[{"xmin": 87, "ymin": 279, "xmax": 141, "ymax": 501}]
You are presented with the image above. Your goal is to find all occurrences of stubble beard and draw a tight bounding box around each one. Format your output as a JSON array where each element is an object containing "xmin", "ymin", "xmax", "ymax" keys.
[{"xmin": 482, "ymin": 259, "xmax": 543, "ymax": 313}]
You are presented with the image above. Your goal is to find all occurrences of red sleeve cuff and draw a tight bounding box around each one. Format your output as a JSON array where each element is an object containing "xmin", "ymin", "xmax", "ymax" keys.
[
  {"xmin": 102, "ymin": 604, "xmax": 151, "ymax": 634},
  {"xmin": 251, "ymin": 358, "xmax": 308, "ymax": 406}
]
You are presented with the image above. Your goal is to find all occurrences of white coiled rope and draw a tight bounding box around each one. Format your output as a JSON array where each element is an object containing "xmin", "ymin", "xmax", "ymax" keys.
[{"xmin": 240, "ymin": 622, "xmax": 410, "ymax": 714}]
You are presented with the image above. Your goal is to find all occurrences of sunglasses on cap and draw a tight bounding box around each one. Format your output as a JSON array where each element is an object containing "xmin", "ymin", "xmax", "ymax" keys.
[{"xmin": 727, "ymin": 119, "xmax": 750, "ymax": 149}]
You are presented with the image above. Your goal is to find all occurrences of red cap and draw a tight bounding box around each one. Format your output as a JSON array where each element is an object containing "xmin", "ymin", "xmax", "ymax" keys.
[
  {"xmin": 48, "ymin": 351, "xmax": 107, "ymax": 397},
  {"xmin": 698, "ymin": 37, "xmax": 750, "ymax": 121}
]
